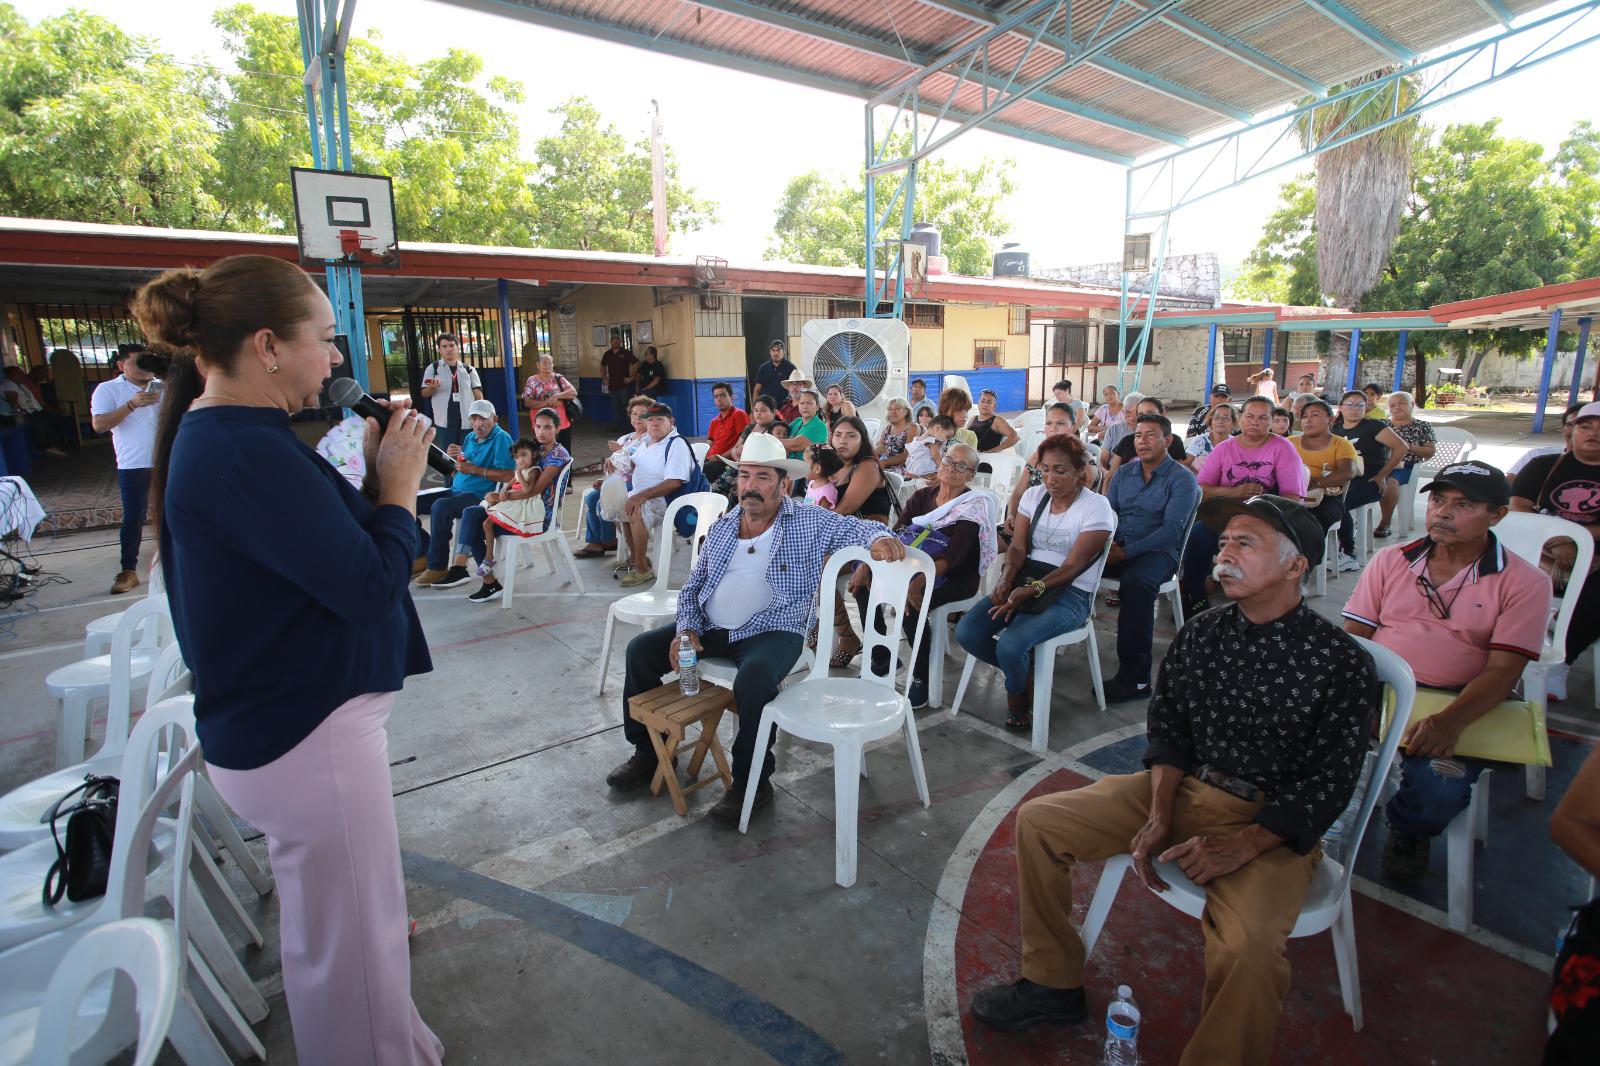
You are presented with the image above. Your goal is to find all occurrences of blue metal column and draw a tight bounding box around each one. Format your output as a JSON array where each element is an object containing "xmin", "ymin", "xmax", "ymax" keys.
[
  {"xmin": 497, "ymin": 279, "xmax": 519, "ymax": 426},
  {"xmin": 1533, "ymin": 308, "xmax": 1564, "ymax": 434},
  {"xmin": 1261, "ymin": 327, "xmax": 1275, "ymax": 370},
  {"xmin": 1344, "ymin": 328, "xmax": 1362, "ymax": 393},
  {"xmin": 1568, "ymin": 316, "xmax": 1592, "ymax": 409},
  {"xmin": 1391, "ymin": 330, "xmax": 1409, "ymax": 392},
  {"xmin": 1202, "ymin": 323, "xmax": 1218, "ymax": 401},
  {"xmin": 863, "ymin": 106, "xmax": 877, "ymax": 311}
]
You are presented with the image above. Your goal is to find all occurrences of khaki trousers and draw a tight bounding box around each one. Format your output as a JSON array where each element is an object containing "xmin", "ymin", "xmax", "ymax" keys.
[{"xmin": 1016, "ymin": 772, "xmax": 1319, "ymax": 1066}]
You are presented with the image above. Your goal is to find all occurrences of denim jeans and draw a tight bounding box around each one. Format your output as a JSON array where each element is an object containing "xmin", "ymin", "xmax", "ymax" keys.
[
  {"xmin": 955, "ymin": 585, "xmax": 1094, "ymax": 694},
  {"xmin": 425, "ymin": 491, "xmax": 482, "ymax": 570},
  {"xmin": 1101, "ymin": 550, "xmax": 1177, "ymax": 683},
  {"xmin": 116, "ymin": 467, "xmax": 152, "ymax": 573},
  {"xmin": 1179, "ymin": 521, "xmax": 1219, "ymax": 602},
  {"xmin": 582, "ymin": 487, "xmax": 616, "ymax": 546},
  {"xmin": 621, "ymin": 624, "xmax": 804, "ymax": 789},
  {"xmin": 610, "ymin": 389, "xmax": 632, "ymax": 426},
  {"xmin": 1385, "ymin": 754, "xmax": 1490, "ymax": 838}
]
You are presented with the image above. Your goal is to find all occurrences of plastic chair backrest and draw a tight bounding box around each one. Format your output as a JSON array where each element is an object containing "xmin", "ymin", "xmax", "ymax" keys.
[
  {"xmin": 983, "ymin": 452, "xmax": 1027, "ymax": 499},
  {"xmin": 690, "ymin": 441, "xmax": 710, "ymax": 465},
  {"xmin": 807, "ymin": 545, "xmax": 935, "ymax": 690},
  {"xmin": 147, "ymin": 555, "xmax": 165, "ymax": 595},
  {"xmin": 1016, "ymin": 408, "xmax": 1046, "ymax": 431},
  {"xmin": 1492, "ymin": 512, "xmax": 1593, "ymax": 655},
  {"xmin": 1421, "ymin": 426, "xmax": 1476, "ymax": 471},
  {"xmin": 1340, "ymin": 638, "xmax": 1416, "ymax": 893},
  {"xmin": 549, "ymin": 460, "xmax": 576, "ymax": 533},
  {"xmin": 105, "ymin": 596, "xmax": 172, "ymax": 754},
  {"xmin": 32, "ymin": 918, "xmax": 179, "ymax": 1066},
  {"xmin": 861, "ymin": 418, "xmax": 882, "ymax": 445},
  {"xmin": 144, "ymin": 642, "xmax": 190, "ymax": 710},
  {"xmin": 653, "ymin": 492, "xmax": 729, "ymax": 589}
]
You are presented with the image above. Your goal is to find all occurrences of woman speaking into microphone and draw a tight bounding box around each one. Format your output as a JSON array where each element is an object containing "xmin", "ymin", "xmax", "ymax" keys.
[{"xmin": 132, "ymin": 255, "xmax": 443, "ymax": 1066}]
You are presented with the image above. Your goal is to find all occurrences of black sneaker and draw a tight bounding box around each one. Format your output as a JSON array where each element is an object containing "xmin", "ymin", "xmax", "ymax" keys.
[
  {"xmin": 432, "ymin": 565, "xmax": 471, "ymax": 589},
  {"xmin": 708, "ymin": 779, "xmax": 772, "ymax": 827},
  {"xmin": 467, "ymin": 580, "xmax": 503, "ymax": 603},
  {"xmin": 971, "ymin": 978, "xmax": 1087, "ymax": 1031},
  {"xmin": 907, "ymin": 677, "xmax": 929, "ymax": 710},
  {"xmin": 1103, "ymin": 677, "xmax": 1152, "ymax": 703},
  {"xmin": 605, "ymin": 750, "xmax": 660, "ymax": 791},
  {"xmin": 1382, "ymin": 827, "xmax": 1430, "ymax": 885},
  {"xmin": 1373, "ymin": 527, "xmax": 1393, "ymax": 539}
]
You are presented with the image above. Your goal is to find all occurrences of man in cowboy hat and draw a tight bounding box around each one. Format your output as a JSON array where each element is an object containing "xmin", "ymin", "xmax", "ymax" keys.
[
  {"xmin": 753, "ymin": 338, "xmax": 798, "ymax": 410},
  {"xmin": 610, "ymin": 433, "xmax": 905, "ymax": 824},
  {"xmin": 777, "ymin": 366, "xmax": 811, "ymax": 423}
]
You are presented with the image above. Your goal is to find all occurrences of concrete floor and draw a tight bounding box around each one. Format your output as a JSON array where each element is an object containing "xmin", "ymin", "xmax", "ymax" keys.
[{"xmin": 0, "ymin": 406, "xmax": 1591, "ymax": 1064}]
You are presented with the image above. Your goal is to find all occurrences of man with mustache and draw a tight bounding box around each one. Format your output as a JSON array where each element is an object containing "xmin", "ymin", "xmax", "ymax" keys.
[
  {"xmin": 1342, "ymin": 461, "xmax": 1551, "ymax": 885},
  {"xmin": 973, "ymin": 494, "xmax": 1375, "ymax": 1065},
  {"xmin": 611, "ymin": 434, "xmax": 903, "ymax": 825}
]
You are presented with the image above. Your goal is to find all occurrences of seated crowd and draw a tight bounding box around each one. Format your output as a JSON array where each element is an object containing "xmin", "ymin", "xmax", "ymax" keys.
[{"xmin": 406, "ymin": 373, "xmax": 1598, "ymax": 1064}]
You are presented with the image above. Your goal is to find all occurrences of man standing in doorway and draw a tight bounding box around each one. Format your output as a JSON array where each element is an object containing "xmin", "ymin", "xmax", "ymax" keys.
[
  {"xmin": 90, "ymin": 344, "xmax": 162, "ymax": 594},
  {"xmin": 910, "ymin": 378, "xmax": 936, "ymax": 422},
  {"xmin": 601, "ymin": 332, "xmax": 638, "ymax": 427},
  {"xmin": 419, "ymin": 333, "xmax": 483, "ymax": 452},
  {"xmin": 752, "ymin": 339, "xmax": 796, "ymax": 408}
]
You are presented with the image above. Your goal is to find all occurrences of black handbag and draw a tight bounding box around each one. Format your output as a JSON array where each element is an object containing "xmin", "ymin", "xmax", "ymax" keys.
[
  {"xmin": 42, "ymin": 773, "xmax": 119, "ymax": 907},
  {"xmin": 1012, "ymin": 492, "xmax": 1070, "ymax": 615}
]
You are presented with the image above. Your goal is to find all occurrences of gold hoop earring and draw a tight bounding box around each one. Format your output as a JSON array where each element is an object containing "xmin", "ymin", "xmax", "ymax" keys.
[{"xmin": 267, "ymin": 364, "xmax": 280, "ymax": 374}]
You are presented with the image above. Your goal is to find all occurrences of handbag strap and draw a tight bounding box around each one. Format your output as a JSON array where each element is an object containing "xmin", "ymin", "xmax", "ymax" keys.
[{"xmin": 42, "ymin": 777, "xmax": 102, "ymax": 907}]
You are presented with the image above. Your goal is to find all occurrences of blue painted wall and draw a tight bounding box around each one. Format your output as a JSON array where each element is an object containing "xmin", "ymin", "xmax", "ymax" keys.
[
  {"xmin": 576, "ymin": 376, "xmax": 748, "ymax": 436},
  {"xmin": 908, "ymin": 368, "xmax": 1027, "ymax": 413}
]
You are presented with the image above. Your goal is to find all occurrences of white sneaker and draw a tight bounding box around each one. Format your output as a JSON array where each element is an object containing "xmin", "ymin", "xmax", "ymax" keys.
[
  {"xmin": 1547, "ymin": 662, "xmax": 1570, "ymax": 703},
  {"xmin": 1337, "ymin": 552, "xmax": 1361, "ymax": 573}
]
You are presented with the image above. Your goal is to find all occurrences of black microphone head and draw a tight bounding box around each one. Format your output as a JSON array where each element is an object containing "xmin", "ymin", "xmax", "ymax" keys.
[{"xmin": 328, "ymin": 377, "xmax": 364, "ymax": 407}]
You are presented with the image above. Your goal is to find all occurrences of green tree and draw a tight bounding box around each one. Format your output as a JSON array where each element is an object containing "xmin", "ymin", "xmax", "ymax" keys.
[
  {"xmin": 766, "ymin": 135, "xmax": 1016, "ymax": 275},
  {"xmin": 1228, "ymin": 177, "xmax": 1319, "ymax": 305},
  {"xmin": 0, "ymin": 4, "xmax": 221, "ymax": 226},
  {"xmin": 527, "ymin": 96, "xmax": 716, "ymax": 253}
]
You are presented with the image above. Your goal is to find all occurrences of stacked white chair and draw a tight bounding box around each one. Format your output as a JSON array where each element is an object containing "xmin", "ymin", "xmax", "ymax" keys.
[
  {"xmin": 83, "ymin": 559, "xmax": 165, "ymax": 658},
  {"xmin": 499, "ymin": 462, "xmax": 587, "ymax": 604},
  {"xmin": 594, "ymin": 492, "xmax": 728, "ymax": 693},
  {"xmin": 924, "ymin": 489, "xmax": 1001, "ymax": 709},
  {"xmin": 734, "ymin": 546, "xmax": 936, "ymax": 887},
  {"xmin": 1395, "ymin": 426, "xmax": 1476, "ymax": 536},
  {"xmin": 950, "ymin": 517, "xmax": 1119, "ymax": 753},
  {"xmin": 1079, "ymin": 638, "xmax": 1416, "ymax": 1032},
  {"xmin": 48, "ymin": 595, "xmax": 171, "ymax": 769}
]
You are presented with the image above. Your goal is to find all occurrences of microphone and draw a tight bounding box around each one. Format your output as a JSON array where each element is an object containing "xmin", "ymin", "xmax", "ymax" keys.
[{"xmin": 327, "ymin": 377, "xmax": 458, "ymax": 479}]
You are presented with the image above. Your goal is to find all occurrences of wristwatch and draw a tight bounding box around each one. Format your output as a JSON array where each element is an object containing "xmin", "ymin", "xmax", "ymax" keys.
[{"xmin": 1029, "ymin": 579, "xmax": 1048, "ymax": 598}]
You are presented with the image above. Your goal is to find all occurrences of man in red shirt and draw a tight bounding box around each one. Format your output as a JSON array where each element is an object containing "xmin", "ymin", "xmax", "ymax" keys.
[{"xmin": 702, "ymin": 382, "xmax": 749, "ymax": 480}]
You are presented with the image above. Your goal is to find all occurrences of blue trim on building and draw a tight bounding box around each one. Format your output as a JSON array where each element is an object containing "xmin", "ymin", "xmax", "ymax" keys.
[
  {"xmin": 576, "ymin": 376, "xmax": 749, "ymax": 436},
  {"xmin": 910, "ymin": 367, "xmax": 1028, "ymax": 413}
]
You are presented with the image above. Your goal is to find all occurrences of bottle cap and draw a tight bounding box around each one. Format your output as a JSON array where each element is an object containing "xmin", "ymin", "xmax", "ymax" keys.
[{"xmin": 1117, "ymin": 984, "xmax": 1132, "ymax": 999}]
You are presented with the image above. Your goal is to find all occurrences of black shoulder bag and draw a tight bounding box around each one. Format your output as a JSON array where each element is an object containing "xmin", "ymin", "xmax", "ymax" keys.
[
  {"xmin": 42, "ymin": 773, "xmax": 119, "ymax": 906},
  {"xmin": 1013, "ymin": 491, "xmax": 1070, "ymax": 615}
]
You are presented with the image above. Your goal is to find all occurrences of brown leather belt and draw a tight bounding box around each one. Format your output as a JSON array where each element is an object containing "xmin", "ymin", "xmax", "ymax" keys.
[{"xmin": 1193, "ymin": 764, "xmax": 1266, "ymax": 803}]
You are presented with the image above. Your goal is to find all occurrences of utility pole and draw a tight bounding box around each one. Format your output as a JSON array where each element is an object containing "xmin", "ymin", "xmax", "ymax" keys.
[{"xmin": 650, "ymin": 99, "xmax": 668, "ymax": 257}]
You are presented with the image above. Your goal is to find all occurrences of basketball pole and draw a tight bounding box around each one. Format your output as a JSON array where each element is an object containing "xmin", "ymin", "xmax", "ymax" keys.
[{"xmin": 298, "ymin": 0, "xmax": 371, "ymax": 391}]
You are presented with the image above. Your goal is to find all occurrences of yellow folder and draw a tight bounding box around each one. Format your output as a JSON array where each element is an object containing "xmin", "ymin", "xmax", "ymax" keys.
[{"xmin": 1381, "ymin": 687, "xmax": 1553, "ymax": 767}]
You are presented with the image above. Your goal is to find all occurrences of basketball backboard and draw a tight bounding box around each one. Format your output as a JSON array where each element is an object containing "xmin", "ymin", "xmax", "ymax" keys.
[{"xmin": 290, "ymin": 167, "xmax": 399, "ymax": 267}]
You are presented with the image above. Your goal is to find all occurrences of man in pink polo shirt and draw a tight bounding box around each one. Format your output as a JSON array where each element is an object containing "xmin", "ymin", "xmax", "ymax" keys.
[{"xmin": 1341, "ymin": 460, "xmax": 1551, "ymax": 884}]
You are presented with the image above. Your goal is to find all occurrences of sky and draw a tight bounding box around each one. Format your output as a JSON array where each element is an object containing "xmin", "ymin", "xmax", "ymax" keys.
[{"xmin": 15, "ymin": 0, "xmax": 1600, "ymax": 275}]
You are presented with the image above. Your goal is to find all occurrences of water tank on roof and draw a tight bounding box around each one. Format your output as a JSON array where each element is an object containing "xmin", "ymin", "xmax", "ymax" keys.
[
  {"xmin": 993, "ymin": 242, "xmax": 1030, "ymax": 277},
  {"xmin": 908, "ymin": 222, "xmax": 942, "ymax": 260}
]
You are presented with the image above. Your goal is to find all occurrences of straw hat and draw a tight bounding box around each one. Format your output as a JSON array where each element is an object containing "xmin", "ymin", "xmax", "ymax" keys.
[
  {"xmin": 730, "ymin": 432, "xmax": 808, "ymax": 477},
  {"xmin": 782, "ymin": 368, "xmax": 814, "ymax": 387}
]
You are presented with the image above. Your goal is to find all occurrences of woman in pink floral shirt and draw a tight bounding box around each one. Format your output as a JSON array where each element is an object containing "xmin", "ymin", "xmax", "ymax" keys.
[{"xmin": 521, "ymin": 354, "xmax": 578, "ymax": 448}]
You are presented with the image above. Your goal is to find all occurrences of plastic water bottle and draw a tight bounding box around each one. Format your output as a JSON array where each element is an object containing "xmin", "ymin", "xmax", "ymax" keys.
[
  {"xmin": 678, "ymin": 633, "xmax": 700, "ymax": 696},
  {"xmin": 1322, "ymin": 755, "xmax": 1374, "ymax": 864},
  {"xmin": 1103, "ymin": 984, "xmax": 1140, "ymax": 1065}
]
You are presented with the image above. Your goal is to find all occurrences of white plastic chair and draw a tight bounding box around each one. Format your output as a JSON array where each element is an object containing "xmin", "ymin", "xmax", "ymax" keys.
[
  {"xmin": 1098, "ymin": 504, "xmax": 1197, "ymax": 630},
  {"xmin": 1486, "ymin": 512, "xmax": 1592, "ymax": 803},
  {"xmin": 594, "ymin": 492, "xmax": 728, "ymax": 694},
  {"xmin": 498, "ymin": 462, "xmax": 587, "ymax": 605},
  {"xmin": 1015, "ymin": 408, "xmax": 1046, "ymax": 433},
  {"xmin": 47, "ymin": 595, "xmax": 171, "ymax": 769},
  {"xmin": 1396, "ymin": 426, "xmax": 1476, "ymax": 535},
  {"xmin": 83, "ymin": 560, "xmax": 166, "ymax": 658},
  {"xmin": 860, "ymin": 417, "xmax": 882, "ymax": 445},
  {"xmin": 3, "ymin": 918, "xmax": 228, "ymax": 1066},
  {"xmin": 1444, "ymin": 768, "xmax": 1495, "ymax": 934},
  {"xmin": 1349, "ymin": 501, "xmax": 1380, "ymax": 565},
  {"xmin": 978, "ymin": 452, "xmax": 1026, "ymax": 502},
  {"xmin": 925, "ymin": 489, "xmax": 1001, "ymax": 710},
  {"xmin": 735, "ymin": 546, "xmax": 936, "ymax": 888},
  {"xmin": 950, "ymin": 518, "xmax": 1118, "ymax": 753},
  {"xmin": 690, "ymin": 441, "xmax": 710, "ymax": 465},
  {"xmin": 1079, "ymin": 637, "xmax": 1417, "ymax": 1032},
  {"xmin": 1314, "ymin": 522, "xmax": 1342, "ymax": 598}
]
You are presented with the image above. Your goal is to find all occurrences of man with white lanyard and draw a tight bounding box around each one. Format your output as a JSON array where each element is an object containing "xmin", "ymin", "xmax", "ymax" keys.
[{"xmin": 419, "ymin": 334, "xmax": 483, "ymax": 451}]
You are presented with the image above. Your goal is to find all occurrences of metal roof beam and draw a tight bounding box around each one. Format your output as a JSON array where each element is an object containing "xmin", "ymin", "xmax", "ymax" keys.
[
  {"xmin": 1122, "ymin": 0, "xmax": 1328, "ymax": 95},
  {"xmin": 1472, "ymin": 0, "xmax": 1517, "ymax": 27},
  {"xmin": 690, "ymin": 0, "xmax": 1189, "ymax": 144},
  {"xmin": 1297, "ymin": 0, "xmax": 1413, "ymax": 61},
  {"xmin": 922, "ymin": 0, "xmax": 1253, "ymax": 121}
]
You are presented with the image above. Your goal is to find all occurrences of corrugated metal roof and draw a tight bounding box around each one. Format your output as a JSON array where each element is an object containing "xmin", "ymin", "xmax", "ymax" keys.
[{"xmin": 439, "ymin": 0, "xmax": 1568, "ymax": 161}]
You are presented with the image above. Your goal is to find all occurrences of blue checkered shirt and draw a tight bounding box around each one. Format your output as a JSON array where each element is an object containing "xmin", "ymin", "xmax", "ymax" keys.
[{"xmin": 675, "ymin": 497, "xmax": 895, "ymax": 642}]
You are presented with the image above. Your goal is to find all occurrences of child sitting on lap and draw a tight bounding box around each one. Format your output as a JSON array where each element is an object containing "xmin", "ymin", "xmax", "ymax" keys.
[
  {"xmin": 804, "ymin": 444, "xmax": 846, "ymax": 509},
  {"xmin": 905, "ymin": 415, "xmax": 956, "ymax": 481}
]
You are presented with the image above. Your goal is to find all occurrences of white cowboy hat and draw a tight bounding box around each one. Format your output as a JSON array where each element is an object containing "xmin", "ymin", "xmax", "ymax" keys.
[
  {"xmin": 782, "ymin": 368, "xmax": 814, "ymax": 386},
  {"xmin": 730, "ymin": 432, "xmax": 809, "ymax": 478}
]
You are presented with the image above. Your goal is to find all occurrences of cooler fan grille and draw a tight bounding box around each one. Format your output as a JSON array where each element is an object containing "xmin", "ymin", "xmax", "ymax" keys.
[{"xmin": 811, "ymin": 328, "xmax": 889, "ymax": 404}]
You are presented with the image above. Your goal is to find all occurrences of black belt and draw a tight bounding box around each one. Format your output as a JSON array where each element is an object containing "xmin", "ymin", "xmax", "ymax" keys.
[{"xmin": 1193, "ymin": 764, "xmax": 1266, "ymax": 803}]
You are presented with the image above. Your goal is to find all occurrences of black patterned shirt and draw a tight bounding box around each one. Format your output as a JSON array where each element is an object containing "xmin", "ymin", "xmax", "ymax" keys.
[{"xmin": 1144, "ymin": 601, "xmax": 1378, "ymax": 854}]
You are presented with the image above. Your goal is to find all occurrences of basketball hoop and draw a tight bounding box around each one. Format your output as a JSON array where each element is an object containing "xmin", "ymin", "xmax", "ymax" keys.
[{"xmin": 291, "ymin": 167, "xmax": 400, "ymax": 268}]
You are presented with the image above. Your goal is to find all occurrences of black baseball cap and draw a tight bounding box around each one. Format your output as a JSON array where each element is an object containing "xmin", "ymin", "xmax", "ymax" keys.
[
  {"xmin": 769, "ymin": 339, "xmax": 787, "ymax": 351},
  {"xmin": 644, "ymin": 402, "xmax": 675, "ymax": 418},
  {"xmin": 1421, "ymin": 460, "xmax": 1510, "ymax": 508},
  {"xmin": 1199, "ymin": 494, "xmax": 1327, "ymax": 567},
  {"xmin": 1210, "ymin": 384, "xmax": 1231, "ymax": 397}
]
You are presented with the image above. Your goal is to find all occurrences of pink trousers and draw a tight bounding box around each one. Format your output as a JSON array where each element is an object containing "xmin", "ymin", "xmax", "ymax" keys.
[{"xmin": 208, "ymin": 692, "xmax": 444, "ymax": 1066}]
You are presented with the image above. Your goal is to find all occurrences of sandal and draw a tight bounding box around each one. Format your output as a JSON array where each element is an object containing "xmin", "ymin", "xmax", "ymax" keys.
[
  {"xmin": 1004, "ymin": 710, "xmax": 1033, "ymax": 731},
  {"xmin": 574, "ymin": 545, "xmax": 613, "ymax": 558},
  {"xmin": 829, "ymin": 639, "xmax": 862, "ymax": 669},
  {"xmin": 1104, "ymin": 592, "xmax": 1121, "ymax": 607}
]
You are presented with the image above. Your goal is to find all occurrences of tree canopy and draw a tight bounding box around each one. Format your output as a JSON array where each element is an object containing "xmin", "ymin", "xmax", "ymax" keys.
[
  {"xmin": 0, "ymin": 3, "xmax": 715, "ymax": 253},
  {"xmin": 766, "ymin": 135, "xmax": 1016, "ymax": 276}
]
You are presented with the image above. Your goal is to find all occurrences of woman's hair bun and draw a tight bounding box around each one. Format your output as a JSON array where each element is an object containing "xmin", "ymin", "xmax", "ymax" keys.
[{"xmin": 130, "ymin": 268, "xmax": 204, "ymax": 352}]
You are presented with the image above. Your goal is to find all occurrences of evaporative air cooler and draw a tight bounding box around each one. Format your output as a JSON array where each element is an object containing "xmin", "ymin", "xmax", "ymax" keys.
[{"xmin": 799, "ymin": 316, "xmax": 910, "ymax": 423}]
